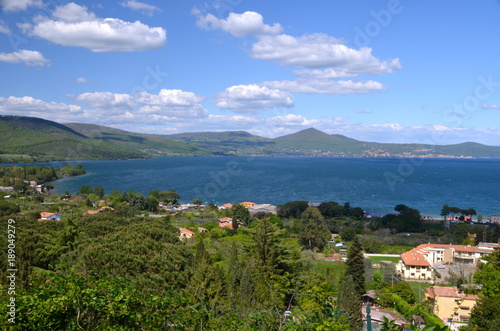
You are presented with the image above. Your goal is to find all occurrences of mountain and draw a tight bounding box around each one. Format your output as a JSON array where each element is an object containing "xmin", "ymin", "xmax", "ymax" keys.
[{"xmin": 1, "ymin": 115, "xmax": 500, "ymax": 162}]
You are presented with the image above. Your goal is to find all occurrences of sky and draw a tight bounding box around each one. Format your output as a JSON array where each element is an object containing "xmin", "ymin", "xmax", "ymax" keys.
[{"xmin": 0, "ymin": 0, "xmax": 500, "ymax": 145}]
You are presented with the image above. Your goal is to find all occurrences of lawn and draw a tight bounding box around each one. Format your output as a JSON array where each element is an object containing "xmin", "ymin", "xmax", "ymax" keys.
[{"xmin": 367, "ymin": 256, "xmax": 401, "ymax": 263}]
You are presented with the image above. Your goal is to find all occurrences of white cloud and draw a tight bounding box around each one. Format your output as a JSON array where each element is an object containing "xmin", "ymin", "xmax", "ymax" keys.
[
  {"xmin": 0, "ymin": 20, "xmax": 10, "ymax": 34},
  {"xmin": 75, "ymin": 77, "xmax": 88, "ymax": 83},
  {"xmin": 196, "ymin": 11, "xmax": 283, "ymax": 37},
  {"xmin": 0, "ymin": 96, "xmax": 82, "ymax": 122},
  {"xmin": 75, "ymin": 89, "xmax": 208, "ymax": 120},
  {"xmin": 216, "ymin": 84, "xmax": 294, "ymax": 114},
  {"xmin": 252, "ymin": 33, "xmax": 401, "ymax": 73},
  {"xmin": 0, "ymin": 49, "xmax": 50, "ymax": 66},
  {"xmin": 482, "ymin": 104, "xmax": 500, "ymax": 109},
  {"xmin": 0, "ymin": 0, "xmax": 42, "ymax": 12},
  {"xmin": 76, "ymin": 92, "xmax": 136, "ymax": 112},
  {"xmin": 25, "ymin": 2, "xmax": 166, "ymax": 52},
  {"xmin": 357, "ymin": 110, "xmax": 373, "ymax": 114},
  {"xmin": 121, "ymin": 1, "xmax": 160, "ymax": 15},
  {"xmin": 263, "ymin": 78, "xmax": 385, "ymax": 95},
  {"xmin": 136, "ymin": 89, "xmax": 208, "ymax": 118}
]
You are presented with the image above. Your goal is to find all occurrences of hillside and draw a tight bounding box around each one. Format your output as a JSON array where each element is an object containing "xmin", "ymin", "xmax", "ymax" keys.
[{"xmin": 1, "ymin": 116, "xmax": 500, "ymax": 162}]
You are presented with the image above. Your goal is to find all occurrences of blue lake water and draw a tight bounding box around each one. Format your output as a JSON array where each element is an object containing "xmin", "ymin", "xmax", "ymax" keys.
[{"xmin": 44, "ymin": 157, "xmax": 499, "ymax": 217}]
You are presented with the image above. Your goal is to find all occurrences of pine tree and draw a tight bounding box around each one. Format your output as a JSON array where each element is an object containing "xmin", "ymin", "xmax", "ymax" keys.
[
  {"xmin": 298, "ymin": 206, "xmax": 330, "ymax": 250},
  {"xmin": 346, "ymin": 235, "xmax": 365, "ymax": 295},
  {"xmin": 338, "ymin": 275, "xmax": 362, "ymax": 330}
]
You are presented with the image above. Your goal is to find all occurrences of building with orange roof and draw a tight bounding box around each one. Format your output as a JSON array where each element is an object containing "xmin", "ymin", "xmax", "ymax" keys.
[
  {"xmin": 38, "ymin": 212, "xmax": 61, "ymax": 222},
  {"xmin": 218, "ymin": 203, "xmax": 233, "ymax": 210},
  {"xmin": 239, "ymin": 201, "xmax": 256, "ymax": 208},
  {"xmin": 425, "ymin": 286, "xmax": 479, "ymax": 323},
  {"xmin": 396, "ymin": 243, "xmax": 494, "ymax": 280},
  {"xmin": 179, "ymin": 228, "xmax": 195, "ymax": 241},
  {"xmin": 218, "ymin": 217, "xmax": 243, "ymax": 230}
]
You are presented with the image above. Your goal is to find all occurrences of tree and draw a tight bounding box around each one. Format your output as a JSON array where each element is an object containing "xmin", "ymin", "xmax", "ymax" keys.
[
  {"xmin": 298, "ymin": 206, "xmax": 330, "ymax": 250},
  {"xmin": 93, "ymin": 186, "xmax": 104, "ymax": 198},
  {"xmin": 158, "ymin": 190, "xmax": 180, "ymax": 205},
  {"xmin": 230, "ymin": 203, "xmax": 251, "ymax": 225},
  {"xmin": 346, "ymin": 236, "xmax": 365, "ymax": 295},
  {"xmin": 0, "ymin": 200, "xmax": 20, "ymax": 216},
  {"xmin": 338, "ymin": 275, "xmax": 362, "ymax": 330},
  {"xmin": 277, "ymin": 200, "xmax": 309, "ymax": 218},
  {"xmin": 318, "ymin": 201, "xmax": 345, "ymax": 218},
  {"xmin": 13, "ymin": 180, "xmax": 29, "ymax": 194},
  {"xmin": 340, "ymin": 227, "xmax": 357, "ymax": 242},
  {"xmin": 145, "ymin": 196, "xmax": 158, "ymax": 212},
  {"xmin": 192, "ymin": 198, "xmax": 202, "ymax": 206},
  {"xmin": 79, "ymin": 185, "xmax": 92, "ymax": 195},
  {"xmin": 468, "ymin": 294, "xmax": 500, "ymax": 331}
]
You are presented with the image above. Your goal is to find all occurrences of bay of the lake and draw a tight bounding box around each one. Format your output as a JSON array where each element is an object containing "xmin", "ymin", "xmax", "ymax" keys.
[{"xmin": 45, "ymin": 157, "xmax": 499, "ymax": 217}]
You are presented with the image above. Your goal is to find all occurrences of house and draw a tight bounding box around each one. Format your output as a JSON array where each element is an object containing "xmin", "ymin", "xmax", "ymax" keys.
[
  {"xmin": 38, "ymin": 212, "xmax": 61, "ymax": 222},
  {"xmin": 396, "ymin": 249, "xmax": 433, "ymax": 280},
  {"xmin": 239, "ymin": 201, "xmax": 256, "ymax": 208},
  {"xmin": 425, "ymin": 286, "xmax": 478, "ymax": 323},
  {"xmin": 218, "ymin": 203, "xmax": 233, "ymax": 210},
  {"xmin": 490, "ymin": 215, "xmax": 500, "ymax": 225},
  {"xmin": 198, "ymin": 227, "xmax": 208, "ymax": 233},
  {"xmin": 396, "ymin": 243, "xmax": 494, "ymax": 280},
  {"xmin": 218, "ymin": 217, "xmax": 243, "ymax": 230},
  {"xmin": 179, "ymin": 228, "xmax": 195, "ymax": 240}
]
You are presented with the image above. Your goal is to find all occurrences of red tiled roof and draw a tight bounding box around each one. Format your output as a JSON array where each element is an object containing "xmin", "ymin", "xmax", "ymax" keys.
[
  {"xmin": 426, "ymin": 286, "xmax": 459, "ymax": 298},
  {"xmin": 401, "ymin": 250, "xmax": 431, "ymax": 267},
  {"xmin": 180, "ymin": 228, "xmax": 195, "ymax": 236}
]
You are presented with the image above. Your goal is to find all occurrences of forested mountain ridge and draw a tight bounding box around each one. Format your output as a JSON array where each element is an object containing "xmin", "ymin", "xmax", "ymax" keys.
[{"xmin": 2, "ymin": 115, "xmax": 500, "ymax": 162}]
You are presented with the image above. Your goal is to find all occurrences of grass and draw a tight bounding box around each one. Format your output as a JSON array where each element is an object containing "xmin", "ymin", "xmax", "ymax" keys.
[{"xmin": 368, "ymin": 256, "xmax": 400, "ymax": 263}]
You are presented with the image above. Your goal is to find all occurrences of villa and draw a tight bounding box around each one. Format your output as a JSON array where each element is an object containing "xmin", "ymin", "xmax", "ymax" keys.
[{"xmin": 396, "ymin": 243, "xmax": 494, "ymax": 280}]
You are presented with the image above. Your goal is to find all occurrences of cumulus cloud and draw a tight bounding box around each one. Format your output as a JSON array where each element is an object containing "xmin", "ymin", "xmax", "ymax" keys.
[
  {"xmin": 24, "ymin": 2, "xmax": 166, "ymax": 52},
  {"xmin": 75, "ymin": 77, "xmax": 88, "ymax": 83},
  {"xmin": 75, "ymin": 89, "xmax": 208, "ymax": 119},
  {"xmin": 0, "ymin": 0, "xmax": 42, "ymax": 12},
  {"xmin": 76, "ymin": 92, "xmax": 136, "ymax": 112},
  {"xmin": 196, "ymin": 11, "xmax": 283, "ymax": 37},
  {"xmin": 482, "ymin": 104, "xmax": 500, "ymax": 109},
  {"xmin": 121, "ymin": 1, "xmax": 160, "ymax": 15},
  {"xmin": 216, "ymin": 84, "xmax": 294, "ymax": 114},
  {"xmin": 252, "ymin": 33, "xmax": 401, "ymax": 73},
  {"xmin": 0, "ymin": 96, "xmax": 82, "ymax": 122},
  {"xmin": 0, "ymin": 49, "xmax": 50, "ymax": 66}
]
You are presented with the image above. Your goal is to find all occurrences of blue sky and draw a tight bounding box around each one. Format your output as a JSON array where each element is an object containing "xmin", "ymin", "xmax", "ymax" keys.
[{"xmin": 1, "ymin": 0, "xmax": 499, "ymax": 145}]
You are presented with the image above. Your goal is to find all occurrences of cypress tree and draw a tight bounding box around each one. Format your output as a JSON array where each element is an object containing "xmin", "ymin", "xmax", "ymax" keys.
[
  {"xmin": 346, "ymin": 235, "xmax": 365, "ymax": 295},
  {"xmin": 338, "ymin": 274, "xmax": 362, "ymax": 330}
]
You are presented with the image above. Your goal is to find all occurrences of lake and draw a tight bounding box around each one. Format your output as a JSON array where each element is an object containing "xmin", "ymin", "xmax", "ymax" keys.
[{"xmin": 45, "ymin": 157, "xmax": 500, "ymax": 217}]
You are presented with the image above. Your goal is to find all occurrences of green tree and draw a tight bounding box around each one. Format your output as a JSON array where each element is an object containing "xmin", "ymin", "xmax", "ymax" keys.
[
  {"xmin": 159, "ymin": 190, "xmax": 180, "ymax": 204},
  {"xmin": 0, "ymin": 200, "xmax": 20, "ymax": 216},
  {"xmin": 346, "ymin": 235, "xmax": 365, "ymax": 295},
  {"xmin": 230, "ymin": 203, "xmax": 251, "ymax": 225},
  {"xmin": 192, "ymin": 198, "xmax": 202, "ymax": 205},
  {"xmin": 277, "ymin": 200, "xmax": 309, "ymax": 218},
  {"xmin": 298, "ymin": 206, "xmax": 330, "ymax": 250},
  {"xmin": 468, "ymin": 294, "xmax": 500, "ymax": 331},
  {"xmin": 93, "ymin": 186, "xmax": 104, "ymax": 198},
  {"xmin": 79, "ymin": 185, "xmax": 92, "ymax": 195},
  {"xmin": 340, "ymin": 227, "xmax": 357, "ymax": 242},
  {"xmin": 338, "ymin": 275, "xmax": 362, "ymax": 330}
]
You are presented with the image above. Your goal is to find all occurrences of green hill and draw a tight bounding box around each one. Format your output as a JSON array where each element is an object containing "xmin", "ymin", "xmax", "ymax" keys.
[{"xmin": 1, "ymin": 116, "xmax": 500, "ymax": 162}]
